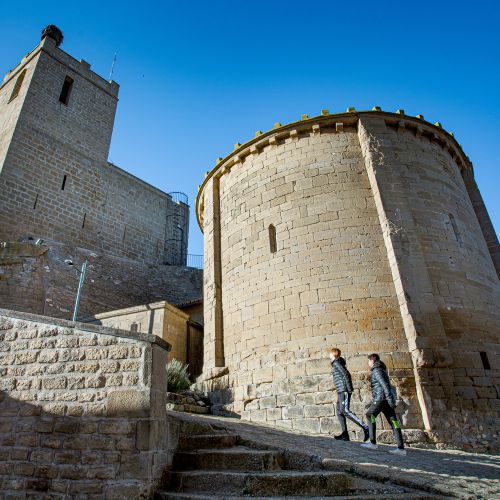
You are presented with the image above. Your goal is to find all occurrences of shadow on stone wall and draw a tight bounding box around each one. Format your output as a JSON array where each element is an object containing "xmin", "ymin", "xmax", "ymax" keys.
[
  {"xmin": 0, "ymin": 390, "xmax": 170, "ymax": 498},
  {"xmin": 0, "ymin": 308, "xmax": 174, "ymax": 498},
  {"xmin": 0, "ymin": 238, "xmax": 203, "ymax": 320}
]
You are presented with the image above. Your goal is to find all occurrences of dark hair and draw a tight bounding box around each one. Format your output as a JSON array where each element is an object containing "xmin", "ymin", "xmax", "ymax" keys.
[{"xmin": 367, "ymin": 353, "xmax": 380, "ymax": 362}]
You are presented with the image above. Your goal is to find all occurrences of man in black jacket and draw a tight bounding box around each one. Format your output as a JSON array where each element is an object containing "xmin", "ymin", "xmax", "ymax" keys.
[
  {"xmin": 361, "ymin": 353, "xmax": 406, "ymax": 456},
  {"xmin": 330, "ymin": 348, "xmax": 369, "ymax": 442}
]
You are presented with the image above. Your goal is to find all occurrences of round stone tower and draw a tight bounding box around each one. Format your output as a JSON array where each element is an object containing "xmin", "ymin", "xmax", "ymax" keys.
[{"xmin": 196, "ymin": 109, "xmax": 500, "ymax": 450}]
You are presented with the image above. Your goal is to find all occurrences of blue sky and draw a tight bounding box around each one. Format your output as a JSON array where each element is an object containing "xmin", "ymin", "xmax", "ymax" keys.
[{"xmin": 1, "ymin": 1, "xmax": 499, "ymax": 256}]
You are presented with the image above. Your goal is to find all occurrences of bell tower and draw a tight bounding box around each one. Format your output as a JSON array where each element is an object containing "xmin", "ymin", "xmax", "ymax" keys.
[{"xmin": 0, "ymin": 25, "xmax": 120, "ymax": 244}]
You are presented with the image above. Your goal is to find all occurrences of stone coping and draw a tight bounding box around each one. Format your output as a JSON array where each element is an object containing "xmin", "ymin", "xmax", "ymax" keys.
[
  {"xmin": 195, "ymin": 109, "xmax": 472, "ymax": 231},
  {"xmin": 0, "ymin": 308, "xmax": 171, "ymax": 352},
  {"xmin": 81, "ymin": 300, "xmax": 190, "ymax": 322}
]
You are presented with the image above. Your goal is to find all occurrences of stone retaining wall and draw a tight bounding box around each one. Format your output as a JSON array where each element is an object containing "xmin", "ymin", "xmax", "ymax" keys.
[
  {"xmin": 0, "ymin": 239, "xmax": 203, "ymax": 321},
  {"xmin": 0, "ymin": 308, "xmax": 171, "ymax": 498}
]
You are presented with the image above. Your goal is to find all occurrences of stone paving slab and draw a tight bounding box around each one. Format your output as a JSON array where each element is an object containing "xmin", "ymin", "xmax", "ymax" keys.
[{"xmin": 167, "ymin": 411, "xmax": 500, "ymax": 499}]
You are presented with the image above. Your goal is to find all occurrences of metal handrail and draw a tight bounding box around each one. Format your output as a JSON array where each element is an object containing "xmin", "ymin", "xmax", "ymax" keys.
[
  {"xmin": 187, "ymin": 254, "xmax": 203, "ymax": 269},
  {"xmin": 168, "ymin": 191, "xmax": 188, "ymax": 204}
]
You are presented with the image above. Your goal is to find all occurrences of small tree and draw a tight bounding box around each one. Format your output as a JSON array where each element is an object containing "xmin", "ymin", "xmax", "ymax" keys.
[{"xmin": 166, "ymin": 358, "xmax": 191, "ymax": 392}]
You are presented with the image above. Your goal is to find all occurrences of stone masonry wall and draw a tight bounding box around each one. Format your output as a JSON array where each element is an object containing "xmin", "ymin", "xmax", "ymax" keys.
[
  {"xmin": 198, "ymin": 111, "xmax": 500, "ymax": 450},
  {"xmin": 0, "ymin": 35, "xmax": 188, "ymax": 266},
  {"xmin": 200, "ymin": 123, "xmax": 421, "ymax": 440},
  {"xmin": 0, "ymin": 43, "xmax": 37, "ymax": 174},
  {"xmin": 358, "ymin": 116, "xmax": 500, "ymax": 450},
  {"xmin": 0, "ymin": 239, "xmax": 203, "ymax": 320},
  {"xmin": 0, "ymin": 308, "xmax": 171, "ymax": 498}
]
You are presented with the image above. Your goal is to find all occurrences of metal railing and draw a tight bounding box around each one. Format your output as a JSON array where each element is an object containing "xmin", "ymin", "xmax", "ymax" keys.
[
  {"xmin": 164, "ymin": 239, "xmax": 187, "ymax": 266},
  {"xmin": 187, "ymin": 254, "xmax": 203, "ymax": 269},
  {"xmin": 168, "ymin": 191, "xmax": 188, "ymax": 205}
]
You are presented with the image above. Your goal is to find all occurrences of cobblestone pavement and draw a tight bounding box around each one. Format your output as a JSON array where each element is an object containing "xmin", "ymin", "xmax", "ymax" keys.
[{"xmin": 168, "ymin": 411, "xmax": 500, "ymax": 499}]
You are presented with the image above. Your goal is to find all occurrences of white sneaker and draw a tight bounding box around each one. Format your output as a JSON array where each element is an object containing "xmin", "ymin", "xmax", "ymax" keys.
[
  {"xmin": 360, "ymin": 442, "xmax": 378, "ymax": 450},
  {"xmin": 389, "ymin": 448, "xmax": 407, "ymax": 456}
]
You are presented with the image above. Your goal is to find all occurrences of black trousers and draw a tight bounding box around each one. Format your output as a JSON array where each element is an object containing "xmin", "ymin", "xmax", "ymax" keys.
[
  {"xmin": 365, "ymin": 400, "xmax": 404, "ymax": 449},
  {"xmin": 337, "ymin": 391, "xmax": 368, "ymax": 433}
]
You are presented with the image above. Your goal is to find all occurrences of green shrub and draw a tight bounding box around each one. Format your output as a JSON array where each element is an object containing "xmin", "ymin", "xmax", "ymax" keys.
[{"xmin": 166, "ymin": 358, "xmax": 191, "ymax": 392}]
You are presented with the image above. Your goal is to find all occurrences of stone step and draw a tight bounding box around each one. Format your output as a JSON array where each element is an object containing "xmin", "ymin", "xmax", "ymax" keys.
[
  {"xmin": 166, "ymin": 393, "xmax": 189, "ymax": 404},
  {"xmin": 172, "ymin": 447, "xmax": 284, "ymax": 472},
  {"xmin": 156, "ymin": 493, "xmax": 438, "ymax": 500},
  {"xmin": 163, "ymin": 470, "xmax": 354, "ymax": 496},
  {"xmin": 166, "ymin": 403, "xmax": 210, "ymax": 414},
  {"xmin": 167, "ymin": 392, "xmax": 210, "ymax": 406},
  {"xmin": 178, "ymin": 433, "xmax": 240, "ymax": 451}
]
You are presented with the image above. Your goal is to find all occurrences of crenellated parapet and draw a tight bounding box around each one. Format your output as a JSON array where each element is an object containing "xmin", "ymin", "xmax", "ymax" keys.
[{"xmin": 196, "ymin": 108, "xmax": 473, "ymax": 231}]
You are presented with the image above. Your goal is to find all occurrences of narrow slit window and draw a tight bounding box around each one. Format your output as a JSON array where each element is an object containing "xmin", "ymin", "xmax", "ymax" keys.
[
  {"xmin": 480, "ymin": 352, "xmax": 491, "ymax": 370},
  {"xmin": 9, "ymin": 69, "xmax": 27, "ymax": 102},
  {"xmin": 269, "ymin": 224, "xmax": 277, "ymax": 253},
  {"xmin": 59, "ymin": 75, "xmax": 74, "ymax": 105},
  {"xmin": 449, "ymin": 213, "xmax": 463, "ymax": 247},
  {"xmin": 33, "ymin": 193, "xmax": 38, "ymax": 210},
  {"xmin": 82, "ymin": 213, "xmax": 86, "ymax": 229},
  {"xmin": 61, "ymin": 175, "xmax": 67, "ymax": 190}
]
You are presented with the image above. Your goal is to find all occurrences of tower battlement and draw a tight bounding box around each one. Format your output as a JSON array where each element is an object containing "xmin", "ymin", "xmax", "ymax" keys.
[
  {"xmin": 197, "ymin": 107, "xmax": 500, "ymax": 451},
  {"xmin": 1, "ymin": 30, "xmax": 119, "ymax": 95},
  {"xmin": 196, "ymin": 108, "xmax": 473, "ymax": 229}
]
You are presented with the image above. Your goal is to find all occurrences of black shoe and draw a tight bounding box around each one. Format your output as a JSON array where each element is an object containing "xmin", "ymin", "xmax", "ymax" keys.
[
  {"xmin": 363, "ymin": 428, "xmax": 369, "ymax": 442},
  {"xmin": 334, "ymin": 431, "xmax": 350, "ymax": 441}
]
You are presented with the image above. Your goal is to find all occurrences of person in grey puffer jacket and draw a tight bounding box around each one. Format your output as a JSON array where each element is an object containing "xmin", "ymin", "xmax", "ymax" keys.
[
  {"xmin": 361, "ymin": 353, "xmax": 406, "ymax": 456},
  {"xmin": 329, "ymin": 348, "xmax": 369, "ymax": 441}
]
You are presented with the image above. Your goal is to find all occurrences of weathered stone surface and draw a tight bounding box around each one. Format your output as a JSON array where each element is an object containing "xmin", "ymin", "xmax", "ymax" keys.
[
  {"xmin": 197, "ymin": 114, "xmax": 500, "ymax": 451},
  {"xmin": 164, "ymin": 411, "xmax": 500, "ymax": 499},
  {"xmin": 0, "ymin": 33, "xmax": 193, "ymax": 316},
  {"xmin": 0, "ymin": 309, "xmax": 171, "ymax": 498}
]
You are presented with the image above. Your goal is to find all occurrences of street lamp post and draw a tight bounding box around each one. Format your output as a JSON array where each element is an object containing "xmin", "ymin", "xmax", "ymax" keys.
[{"xmin": 65, "ymin": 259, "xmax": 88, "ymax": 321}]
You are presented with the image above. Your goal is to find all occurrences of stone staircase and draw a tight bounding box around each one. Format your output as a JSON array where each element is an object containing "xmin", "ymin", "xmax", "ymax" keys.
[
  {"xmin": 166, "ymin": 391, "xmax": 211, "ymax": 415},
  {"xmin": 155, "ymin": 430, "xmax": 438, "ymax": 499}
]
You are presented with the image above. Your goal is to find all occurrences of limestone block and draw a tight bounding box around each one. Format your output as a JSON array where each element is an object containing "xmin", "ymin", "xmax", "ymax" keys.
[
  {"xmin": 304, "ymin": 404, "xmax": 334, "ymax": 418},
  {"xmin": 250, "ymin": 409, "xmax": 267, "ymax": 422},
  {"xmin": 315, "ymin": 391, "xmax": 335, "ymax": 404},
  {"xmin": 275, "ymin": 419, "xmax": 293, "ymax": 429},
  {"xmin": 292, "ymin": 418, "xmax": 320, "ymax": 433},
  {"xmin": 277, "ymin": 394, "xmax": 295, "ymax": 407},
  {"xmin": 253, "ymin": 367, "xmax": 273, "ymax": 384},
  {"xmin": 296, "ymin": 393, "xmax": 315, "ymax": 406},
  {"xmin": 266, "ymin": 408, "xmax": 282, "ymax": 421},
  {"xmin": 282, "ymin": 405, "xmax": 304, "ymax": 419},
  {"xmin": 260, "ymin": 396, "xmax": 277, "ymax": 409},
  {"xmin": 305, "ymin": 358, "xmax": 329, "ymax": 376}
]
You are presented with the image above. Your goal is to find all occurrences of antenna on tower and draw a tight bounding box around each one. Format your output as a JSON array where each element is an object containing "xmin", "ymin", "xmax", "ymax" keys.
[{"xmin": 109, "ymin": 53, "xmax": 117, "ymax": 81}]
